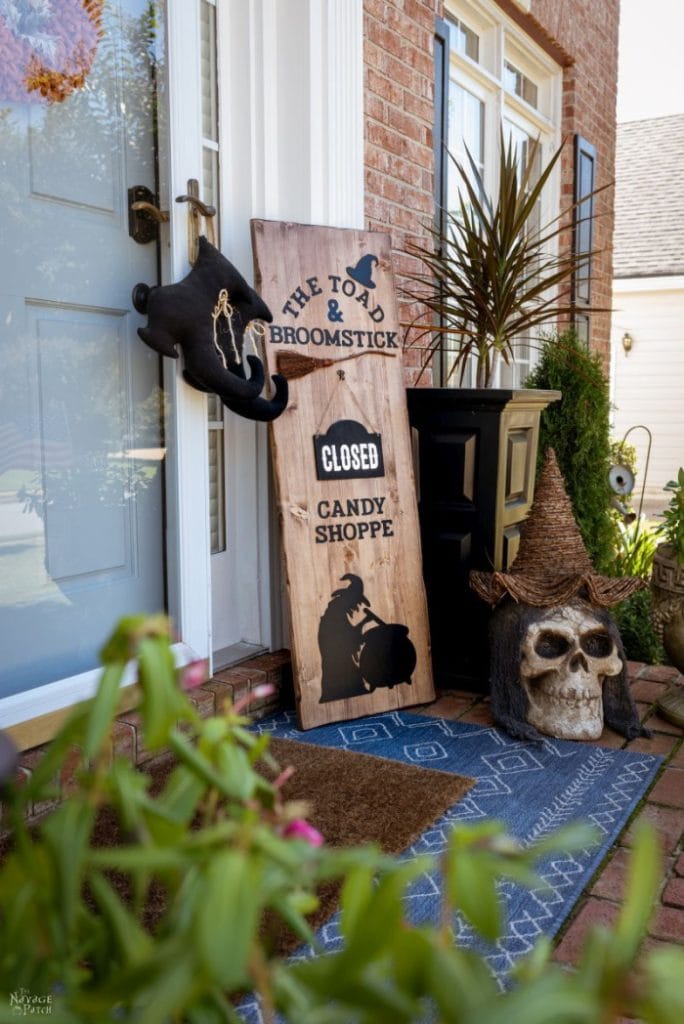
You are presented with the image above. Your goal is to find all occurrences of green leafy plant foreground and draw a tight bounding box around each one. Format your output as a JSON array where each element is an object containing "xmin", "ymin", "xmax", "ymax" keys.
[{"xmin": 0, "ymin": 616, "xmax": 682, "ymax": 1023}]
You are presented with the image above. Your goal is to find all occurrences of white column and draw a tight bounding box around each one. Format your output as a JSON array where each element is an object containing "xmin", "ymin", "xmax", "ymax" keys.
[
  {"xmin": 218, "ymin": 0, "xmax": 365, "ymax": 650},
  {"xmin": 309, "ymin": 0, "xmax": 364, "ymax": 228},
  {"xmin": 221, "ymin": 0, "xmax": 364, "ymax": 242}
]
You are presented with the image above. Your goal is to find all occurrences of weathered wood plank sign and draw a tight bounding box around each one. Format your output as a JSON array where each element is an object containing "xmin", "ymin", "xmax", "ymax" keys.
[{"xmin": 251, "ymin": 220, "xmax": 434, "ymax": 729}]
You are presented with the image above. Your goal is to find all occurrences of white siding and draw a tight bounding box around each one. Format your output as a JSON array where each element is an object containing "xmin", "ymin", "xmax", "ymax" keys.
[{"xmin": 610, "ymin": 278, "xmax": 684, "ymax": 510}]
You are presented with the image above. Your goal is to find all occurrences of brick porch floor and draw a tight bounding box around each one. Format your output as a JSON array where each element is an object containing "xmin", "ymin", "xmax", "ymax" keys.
[{"xmin": 420, "ymin": 660, "xmax": 684, "ymax": 965}]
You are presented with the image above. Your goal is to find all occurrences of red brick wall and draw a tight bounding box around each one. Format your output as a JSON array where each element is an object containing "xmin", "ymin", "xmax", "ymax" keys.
[
  {"xmin": 363, "ymin": 0, "xmax": 619, "ymax": 379},
  {"xmin": 531, "ymin": 0, "xmax": 619, "ymax": 367},
  {"xmin": 364, "ymin": 0, "xmax": 440, "ymax": 385}
]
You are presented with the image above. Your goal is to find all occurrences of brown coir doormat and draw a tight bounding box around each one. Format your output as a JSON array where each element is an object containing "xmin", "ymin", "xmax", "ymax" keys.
[
  {"xmin": 255, "ymin": 737, "xmax": 473, "ymax": 953},
  {"xmin": 264, "ymin": 737, "xmax": 473, "ymax": 853}
]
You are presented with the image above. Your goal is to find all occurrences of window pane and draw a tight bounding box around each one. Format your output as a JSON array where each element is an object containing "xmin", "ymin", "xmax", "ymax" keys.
[
  {"xmin": 504, "ymin": 60, "xmax": 538, "ymax": 109},
  {"xmin": 449, "ymin": 17, "xmax": 479, "ymax": 62},
  {"xmin": 448, "ymin": 82, "xmax": 484, "ymax": 211},
  {"xmin": 504, "ymin": 120, "xmax": 542, "ymax": 238}
]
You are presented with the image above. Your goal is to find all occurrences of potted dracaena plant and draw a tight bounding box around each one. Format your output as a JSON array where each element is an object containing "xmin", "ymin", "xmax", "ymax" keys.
[
  {"xmin": 651, "ymin": 469, "xmax": 684, "ymax": 726},
  {"xmin": 403, "ymin": 133, "xmax": 607, "ymax": 689}
]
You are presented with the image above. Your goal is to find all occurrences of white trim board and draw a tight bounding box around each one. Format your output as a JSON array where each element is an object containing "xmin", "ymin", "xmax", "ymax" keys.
[{"xmin": 0, "ymin": 642, "xmax": 197, "ymax": 731}]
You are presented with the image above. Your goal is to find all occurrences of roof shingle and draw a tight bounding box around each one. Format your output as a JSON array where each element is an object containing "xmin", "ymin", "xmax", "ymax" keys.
[{"xmin": 614, "ymin": 114, "xmax": 684, "ymax": 278}]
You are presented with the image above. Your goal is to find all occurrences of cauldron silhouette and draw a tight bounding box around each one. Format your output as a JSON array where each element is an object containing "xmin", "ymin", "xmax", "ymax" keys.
[{"xmin": 357, "ymin": 612, "xmax": 416, "ymax": 690}]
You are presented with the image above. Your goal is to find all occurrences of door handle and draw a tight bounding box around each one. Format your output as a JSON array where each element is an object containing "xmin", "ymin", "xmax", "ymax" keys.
[
  {"xmin": 128, "ymin": 185, "xmax": 169, "ymax": 244},
  {"xmin": 176, "ymin": 179, "xmax": 217, "ymax": 263}
]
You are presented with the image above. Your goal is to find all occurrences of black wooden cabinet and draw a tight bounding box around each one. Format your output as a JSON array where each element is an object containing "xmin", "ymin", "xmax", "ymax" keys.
[{"xmin": 407, "ymin": 387, "xmax": 560, "ymax": 691}]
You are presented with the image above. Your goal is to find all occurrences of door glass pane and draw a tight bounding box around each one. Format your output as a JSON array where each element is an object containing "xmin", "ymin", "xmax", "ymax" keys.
[
  {"xmin": 200, "ymin": 0, "xmax": 219, "ymax": 221},
  {"xmin": 207, "ymin": 394, "xmax": 226, "ymax": 554},
  {"xmin": 200, "ymin": 0, "xmax": 225, "ymax": 557},
  {"xmin": 0, "ymin": 1, "xmax": 166, "ymax": 698},
  {"xmin": 444, "ymin": 80, "xmax": 484, "ymax": 386},
  {"xmin": 504, "ymin": 119, "xmax": 542, "ymax": 233}
]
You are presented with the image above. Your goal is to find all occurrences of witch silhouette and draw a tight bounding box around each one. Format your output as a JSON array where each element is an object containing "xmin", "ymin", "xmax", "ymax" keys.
[{"xmin": 318, "ymin": 574, "xmax": 416, "ymax": 703}]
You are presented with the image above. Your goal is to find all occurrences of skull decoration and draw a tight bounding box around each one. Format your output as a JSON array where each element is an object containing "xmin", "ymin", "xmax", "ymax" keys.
[
  {"xmin": 520, "ymin": 605, "xmax": 622, "ymax": 740},
  {"xmin": 488, "ymin": 600, "xmax": 648, "ymax": 744}
]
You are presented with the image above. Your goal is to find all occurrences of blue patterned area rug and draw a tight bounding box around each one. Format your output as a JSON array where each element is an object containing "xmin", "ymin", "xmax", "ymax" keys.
[{"xmin": 242, "ymin": 709, "xmax": 662, "ymax": 1010}]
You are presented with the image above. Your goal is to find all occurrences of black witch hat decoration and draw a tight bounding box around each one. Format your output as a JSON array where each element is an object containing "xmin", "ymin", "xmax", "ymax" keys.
[{"xmin": 132, "ymin": 237, "xmax": 288, "ymax": 422}]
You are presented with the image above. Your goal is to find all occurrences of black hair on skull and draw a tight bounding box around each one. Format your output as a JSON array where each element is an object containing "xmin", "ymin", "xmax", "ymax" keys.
[{"xmin": 591, "ymin": 605, "xmax": 650, "ymax": 740}]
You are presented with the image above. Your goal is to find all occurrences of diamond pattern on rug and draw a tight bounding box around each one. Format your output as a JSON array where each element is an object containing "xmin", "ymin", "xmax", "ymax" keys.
[{"xmin": 239, "ymin": 708, "xmax": 662, "ymax": 1015}]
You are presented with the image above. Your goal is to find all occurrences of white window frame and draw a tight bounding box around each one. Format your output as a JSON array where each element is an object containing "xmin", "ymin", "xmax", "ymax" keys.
[{"xmin": 444, "ymin": 0, "xmax": 563, "ymax": 388}]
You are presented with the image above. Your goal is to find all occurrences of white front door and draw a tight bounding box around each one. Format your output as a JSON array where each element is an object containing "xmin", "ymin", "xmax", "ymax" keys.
[{"xmin": 0, "ymin": 0, "xmax": 165, "ymax": 698}]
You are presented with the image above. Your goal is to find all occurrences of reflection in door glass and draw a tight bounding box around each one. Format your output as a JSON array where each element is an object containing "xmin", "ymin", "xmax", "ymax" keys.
[{"xmin": 0, "ymin": 1, "xmax": 166, "ymax": 699}]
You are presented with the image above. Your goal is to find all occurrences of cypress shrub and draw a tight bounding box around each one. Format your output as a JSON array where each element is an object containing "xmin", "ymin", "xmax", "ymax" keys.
[{"xmin": 525, "ymin": 329, "xmax": 615, "ymax": 572}]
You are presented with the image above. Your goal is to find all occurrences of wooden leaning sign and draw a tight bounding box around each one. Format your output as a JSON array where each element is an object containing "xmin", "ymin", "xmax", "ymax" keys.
[{"xmin": 252, "ymin": 220, "xmax": 434, "ymax": 729}]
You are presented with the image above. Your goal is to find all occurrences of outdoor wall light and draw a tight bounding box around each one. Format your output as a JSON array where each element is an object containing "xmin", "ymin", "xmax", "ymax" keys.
[{"xmin": 622, "ymin": 331, "xmax": 634, "ymax": 354}]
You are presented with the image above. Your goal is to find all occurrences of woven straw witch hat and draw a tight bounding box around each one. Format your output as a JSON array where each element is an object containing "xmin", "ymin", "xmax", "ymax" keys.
[{"xmin": 470, "ymin": 448, "xmax": 645, "ymax": 608}]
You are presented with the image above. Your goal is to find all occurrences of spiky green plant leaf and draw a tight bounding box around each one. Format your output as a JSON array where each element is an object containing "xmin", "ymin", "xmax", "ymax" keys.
[{"xmin": 405, "ymin": 134, "xmax": 609, "ymax": 386}]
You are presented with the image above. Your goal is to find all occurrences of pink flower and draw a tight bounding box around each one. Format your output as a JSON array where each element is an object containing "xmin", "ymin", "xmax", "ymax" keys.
[
  {"xmin": 180, "ymin": 659, "xmax": 209, "ymax": 691},
  {"xmin": 282, "ymin": 818, "xmax": 324, "ymax": 847}
]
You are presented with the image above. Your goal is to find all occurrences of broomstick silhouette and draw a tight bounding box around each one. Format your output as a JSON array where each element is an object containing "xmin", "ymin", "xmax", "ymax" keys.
[{"xmin": 276, "ymin": 349, "xmax": 395, "ymax": 380}]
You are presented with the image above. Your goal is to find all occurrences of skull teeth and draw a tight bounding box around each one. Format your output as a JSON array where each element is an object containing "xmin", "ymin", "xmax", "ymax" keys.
[{"xmin": 537, "ymin": 694, "xmax": 601, "ymax": 707}]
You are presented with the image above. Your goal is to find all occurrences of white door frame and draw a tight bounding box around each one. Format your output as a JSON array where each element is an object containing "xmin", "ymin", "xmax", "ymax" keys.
[{"xmin": 162, "ymin": 0, "xmax": 213, "ymax": 661}]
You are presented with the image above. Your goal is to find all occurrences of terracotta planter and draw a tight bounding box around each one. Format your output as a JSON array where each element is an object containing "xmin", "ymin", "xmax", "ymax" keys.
[
  {"xmin": 651, "ymin": 543, "xmax": 684, "ymax": 672},
  {"xmin": 407, "ymin": 386, "xmax": 560, "ymax": 691}
]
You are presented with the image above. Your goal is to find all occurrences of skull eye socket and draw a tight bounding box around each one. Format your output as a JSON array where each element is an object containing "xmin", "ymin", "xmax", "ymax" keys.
[
  {"xmin": 580, "ymin": 630, "xmax": 613, "ymax": 659},
  {"xmin": 534, "ymin": 631, "xmax": 571, "ymax": 659}
]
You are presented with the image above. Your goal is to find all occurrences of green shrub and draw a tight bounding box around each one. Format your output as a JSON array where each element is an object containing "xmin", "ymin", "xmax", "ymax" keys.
[
  {"xmin": 526, "ymin": 330, "xmax": 615, "ymax": 572},
  {"xmin": 614, "ymin": 589, "xmax": 667, "ymax": 665},
  {"xmin": 0, "ymin": 616, "xmax": 682, "ymax": 1023}
]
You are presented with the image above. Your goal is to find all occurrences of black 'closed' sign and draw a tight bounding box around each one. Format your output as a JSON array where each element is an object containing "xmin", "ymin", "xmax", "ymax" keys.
[{"xmin": 314, "ymin": 419, "xmax": 385, "ymax": 481}]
